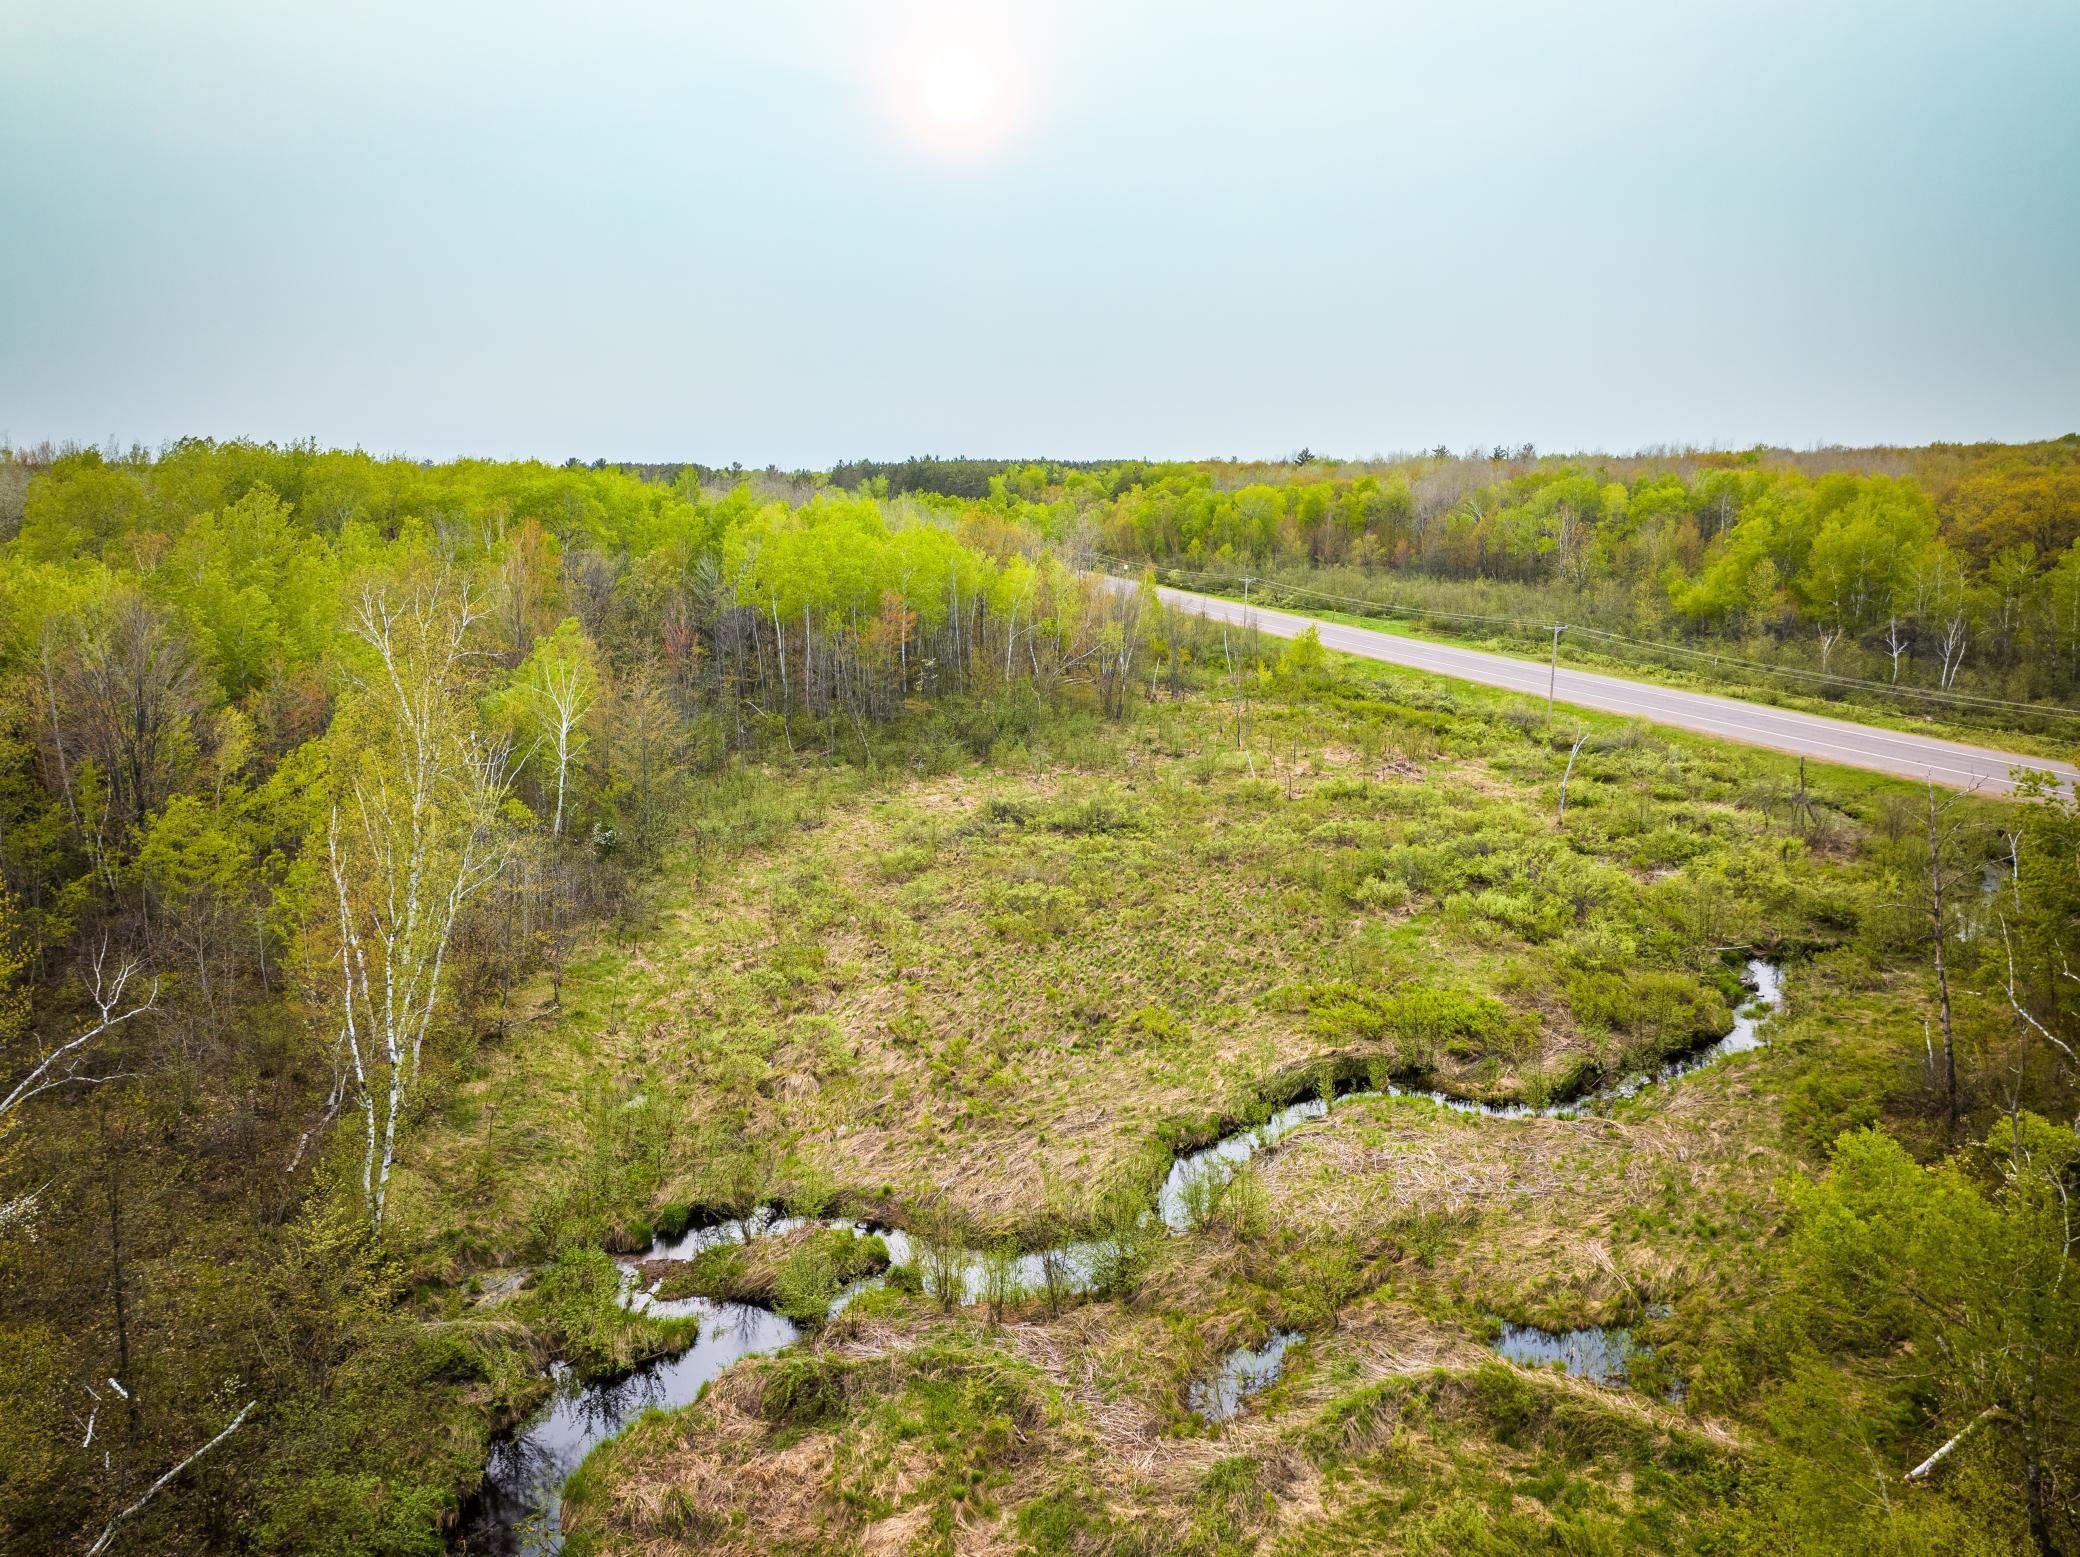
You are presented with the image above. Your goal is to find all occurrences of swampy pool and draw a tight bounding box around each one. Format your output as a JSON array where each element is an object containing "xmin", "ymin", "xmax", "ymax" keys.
[
  {"xmin": 1189, "ymin": 1332, "xmax": 1305, "ymax": 1423},
  {"xmin": 1491, "ymin": 1322, "xmax": 1640, "ymax": 1386}
]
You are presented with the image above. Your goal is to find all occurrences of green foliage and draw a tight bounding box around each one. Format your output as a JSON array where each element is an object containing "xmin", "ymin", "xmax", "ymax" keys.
[
  {"xmin": 771, "ymin": 1229, "xmax": 889, "ymax": 1321},
  {"xmin": 1277, "ymin": 625, "xmax": 1328, "ymax": 687},
  {"xmin": 1564, "ymin": 968, "xmax": 1728, "ymax": 1048},
  {"xmin": 1015, "ymin": 1488, "xmax": 1107, "ymax": 1553},
  {"xmin": 1469, "ymin": 1360, "xmax": 1539, "ymax": 1445},
  {"xmin": 757, "ymin": 1350, "xmax": 852, "ymax": 1426},
  {"xmin": 1767, "ymin": 1121, "xmax": 2080, "ymax": 1548},
  {"xmin": 488, "ymin": 616, "xmax": 601, "ymax": 836},
  {"xmin": 0, "ymin": 1320, "xmax": 81, "ymax": 1543},
  {"xmin": 1306, "ymin": 983, "xmax": 1530, "ymax": 1068},
  {"xmin": 4, "ymin": 436, "xmax": 2076, "ymax": 1556},
  {"xmin": 1070, "ymin": 445, "xmax": 2080, "ymax": 737},
  {"xmin": 525, "ymin": 1248, "xmax": 685, "ymax": 1378},
  {"xmin": 251, "ymin": 1465, "xmax": 454, "ymax": 1557},
  {"xmin": 1037, "ymin": 789, "xmax": 1146, "ymax": 836}
]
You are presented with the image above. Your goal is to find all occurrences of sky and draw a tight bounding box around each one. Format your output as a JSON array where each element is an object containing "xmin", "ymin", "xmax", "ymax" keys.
[{"xmin": 2, "ymin": 0, "xmax": 2076, "ymax": 466}]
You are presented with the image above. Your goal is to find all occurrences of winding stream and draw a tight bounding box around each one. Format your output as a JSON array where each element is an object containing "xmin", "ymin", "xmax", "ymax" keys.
[
  {"xmin": 464, "ymin": 1302, "xmax": 799, "ymax": 1554},
  {"xmin": 1161, "ymin": 959, "xmax": 1782, "ymax": 1226},
  {"xmin": 461, "ymin": 959, "xmax": 1782, "ymax": 1552},
  {"xmin": 457, "ymin": 1218, "xmax": 1105, "ymax": 1554}
]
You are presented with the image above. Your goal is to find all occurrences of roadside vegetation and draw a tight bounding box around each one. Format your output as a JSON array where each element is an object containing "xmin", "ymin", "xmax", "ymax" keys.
[
  {"xmin": 849, "ymin": 439, "xmax": 2080, "ymax": 746},
  {"xmin": 0, "ymin": 439, "xmax": 2074, "ymax": 1553}
]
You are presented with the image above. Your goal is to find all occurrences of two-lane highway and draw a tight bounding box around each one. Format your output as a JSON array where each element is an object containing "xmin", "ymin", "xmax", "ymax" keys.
[{"xmin": 1119, "ymin": 578, "xmax": 2078, "ymax": 796}]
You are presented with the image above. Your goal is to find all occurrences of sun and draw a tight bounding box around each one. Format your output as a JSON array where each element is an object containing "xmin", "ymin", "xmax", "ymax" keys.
[
  {"xmin": 914, "ymin": 44, "xmax": 1000, "ymax": 133},
  {"xmin": 879, "ymin": 22, "xmax": 1029, "ymax": 160}
]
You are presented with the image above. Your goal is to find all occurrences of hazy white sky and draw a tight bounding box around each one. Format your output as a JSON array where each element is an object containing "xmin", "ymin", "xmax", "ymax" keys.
[{"xmin": 3, "ymin": 0, "xmax": 2075, "ymax": 464}]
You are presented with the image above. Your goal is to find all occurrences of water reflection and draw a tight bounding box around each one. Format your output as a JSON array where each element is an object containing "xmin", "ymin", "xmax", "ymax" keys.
[
  {"xmin": 468, "ymin": 960, "xmax": 1783, "ymax": 1548},
  {"xmin": 459, "ymin": 1300, "xmax": 797, "ymax": 1554},
  {"xmin": 1189, "ymin": 1331, "xmax": 1303, "ymax": 1422},
  {"xmin": 1491, "ymin": 1321, "xmax": 1638, "ymax": 1385},
  {"xmin": 1160, "ymin": 960, "xmax": 1782, "ymax": 1230}
]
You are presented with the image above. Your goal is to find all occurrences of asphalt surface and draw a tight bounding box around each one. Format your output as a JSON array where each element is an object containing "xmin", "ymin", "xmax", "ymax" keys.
[{"xmin": 1127, "ymin": 579, "xmax": 2079, "ymax": 796}]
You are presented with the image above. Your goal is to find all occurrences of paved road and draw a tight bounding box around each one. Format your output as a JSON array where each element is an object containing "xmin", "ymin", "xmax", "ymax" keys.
[{"xmin": 1125, "ymin": 579, "xmax": 2078, "ymax": 796}]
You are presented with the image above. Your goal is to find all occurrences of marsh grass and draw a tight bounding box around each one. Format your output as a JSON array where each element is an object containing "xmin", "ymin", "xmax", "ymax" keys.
[
  {"xmin": 417, "ymin": 663, "xmax": 1875, "ymax": 1252},
  {"xmin": 417, "ymin": 647, "xmax": 2022, "ymax": 1552}
]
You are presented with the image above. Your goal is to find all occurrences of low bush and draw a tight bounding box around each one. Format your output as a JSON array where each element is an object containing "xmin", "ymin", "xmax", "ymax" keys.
[
  {"xmin": 1306, "ymin": 983, "xmax": 1532, "ymax": 1068},
  {"xmin": 1565, "ymin": 968, "xmax": 1729, "ymax": 1049}
]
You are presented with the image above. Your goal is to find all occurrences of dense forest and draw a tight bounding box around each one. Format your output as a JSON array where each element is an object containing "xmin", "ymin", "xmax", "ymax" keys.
[{"xmin": 0, "ymin": 438, "xmax": 2076, "ymax": 1554}]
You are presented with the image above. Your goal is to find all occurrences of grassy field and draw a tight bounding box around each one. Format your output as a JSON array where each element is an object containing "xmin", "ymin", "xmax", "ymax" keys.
[
  {"xmin": 553, "ymin": 953, "xmax": 1947, "ymax": 1554},
  {"xmin": 399, "ymin": 649, "xmax": 1923, "ymax": 1261},
  {"xmin": 549, "ymin": 951, "xmax": 1962, "ymax": 1554},
  {"xmin": 375, "ymin": 642, "xmax": 2042, "ymax": 1552},
  {"xmin": 560, "ymin": 1304, "xmax": 1729, "ymax": 1556}
]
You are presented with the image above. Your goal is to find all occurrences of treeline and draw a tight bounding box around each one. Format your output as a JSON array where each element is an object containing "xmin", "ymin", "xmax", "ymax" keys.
[
  {"xmin": 827, "ymin": 454, "xmax": 1128, "ymax": 500},
  {"xmin": 973, "ymin": 439, "xmax": 2080, "ymax": 708},
  {"xmin": 0, "ymin": 438, "xmax": 1184, "ymax": 1550}
]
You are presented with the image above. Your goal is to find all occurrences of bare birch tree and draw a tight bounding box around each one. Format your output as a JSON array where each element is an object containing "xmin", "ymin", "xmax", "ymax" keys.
[
  {"xmin": 505, "ymin": 617, "xmax": 597, "ymax": 838},
  {"xmin": 325, "ymin": 570, "xmax": 512, "ymax": 1228},
  {"xmin": 1557, "ymin": 726, "xmax": 1589, "ymax": 822},
  {"xmin": 1882, "ymin": 614, "xmax": 1910, "ymax": 684},
  {"xmin": 0, "ymin": 937, "xmax": 158, "ymax": 1234},
  {"xmin": 86, "ymin": 1399, "xmax": 255, "ymax": 1554}
]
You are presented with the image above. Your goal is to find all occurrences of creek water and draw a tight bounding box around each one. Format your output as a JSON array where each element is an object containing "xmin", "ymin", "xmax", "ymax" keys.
[
  {"xmin": 461, "ymin": 1299, "xmax": 798, "ymax": 1554},
  {"xmin": 1491, "ymin": 1322, "xmax": 1638, "ymax": 1385},
  {"xmin": 1189, "ymin": 1331, "xmax": 1304, "ymax": 1423},
  {"xmin": 648, "ymin": 1208, "xmax": 1111, "ymax": 1310},
  {"xmin": 457, "ymin": 1216, "xmax": 1102, "ymax": 1554},
  {"xmin": 1596, "ymin": 958, "xmax": 1781, "ymax": 1102},
  {"xmin": 463, "ymin": 958, "xmax": 1783, "ymax": 1551},
  {"xmin": 1160, "ymin": 960, "xmax": 1782, "ymax": 1228}
]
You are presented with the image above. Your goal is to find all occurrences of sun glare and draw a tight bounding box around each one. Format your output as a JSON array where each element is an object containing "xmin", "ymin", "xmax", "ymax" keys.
[
  {"xmin": 916, "ymin": 45, "xmax": 998, "ymax": 131},
  {"xmin": 880, "ymin": 21, "xmax": 1029, "ymax": 160}
]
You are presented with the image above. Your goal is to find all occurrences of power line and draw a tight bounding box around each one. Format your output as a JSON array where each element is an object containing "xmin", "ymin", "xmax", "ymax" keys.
[{"xmin": 1564, "ymin": 626, "xmax": 2078, "ymax": 718}]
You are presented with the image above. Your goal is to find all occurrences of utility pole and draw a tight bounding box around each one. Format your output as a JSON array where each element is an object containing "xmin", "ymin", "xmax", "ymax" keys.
[{"xmin": 1546, "ymin": 623, "xmax": 1567, "ymax": 729}]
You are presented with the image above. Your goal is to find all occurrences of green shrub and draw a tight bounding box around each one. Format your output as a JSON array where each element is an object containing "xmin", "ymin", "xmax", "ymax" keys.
[
  {"xmin": 1306, "ymin": 1377, "xmax": 1415, "ymax": 1466},
  {"xmin": 1306, "ymin": 983, "xmax": 1530, "ymax": 1067},
  {"xmin": 772, "ymin": 1241, "xmax": 839, "ymax": 1321},
  {"xmin": 1470, "ymin": 1361, "xmax": 1541, "ymax": 1445},
  {"xmin": 1120, "ymin": 1003, "xmax": 1186, "ymax": 1044},
  {"xmin": 770, "ymin": 1228, "xmax": 891, "ymax": 1321},
  {"xmin": 253, "ymin": 1469, "xmax": 452, "ymax": 1556},
  {"xmin": 1565, "ymin": 969, "xmax": 1728, "ymax": 1047},
  {"xmin": 1016, "ymin": 1489, "xmax": 1104, "ymax": 1553},
  {"xmin": 408, "ymin": 1329, "xmax": 489, "ymax": 1385},
  {"xmin": 887, "ymin": 1258, "xmax": 925, "ymax": 1296},
  {"xmin": 758, "ymin": 1351, "xmax": 851, "ymax": 1426},
  {"xmin": 1347, "ymin": 874, "xmax": 1410, "ymax": 912},
  {"xmin": 526, "ymin": 1248, "xmax": 692, "ymax": 1378},
  {"xmin": 1040, "ymin": 791, "xmax": 1145, "ymax": 836},
  {"xmin": 872, "ymin": 844, "xmax": 934, "ymax": 882}
]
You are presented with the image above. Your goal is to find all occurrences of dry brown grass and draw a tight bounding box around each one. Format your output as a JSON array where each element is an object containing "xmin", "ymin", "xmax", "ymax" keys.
[
  {"xmin": 1259, "ymin": 1059, "xmax": 1797, "ymax": 1325},
  {"xmin": 570, "ymin": 1267, "xmax": 1740, "ymax": 1557},
  {"xmin": 405, "ymin": 684, "xmax": 1807, "ymax": 1256}
]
